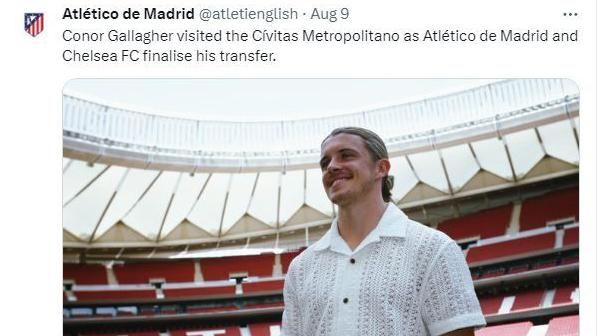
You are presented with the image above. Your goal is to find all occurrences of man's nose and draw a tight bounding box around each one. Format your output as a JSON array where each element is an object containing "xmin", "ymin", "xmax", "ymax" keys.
[{"xmin": 327, "ymin": 157, "xmax": 341, "ymax": 172}]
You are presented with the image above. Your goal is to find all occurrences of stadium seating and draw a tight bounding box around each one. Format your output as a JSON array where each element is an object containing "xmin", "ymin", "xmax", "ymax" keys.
[
  {"xmin": 186, "ymin": 305, "xmax": 238, "ymax": 313},
  {"xmin": 510, "ymin": 288, "xmax": 545, "ymax": 311},
  {"xmin": 199, "ymin": 254, "xmax": 276, "ymax": 281},
  {"xmin": 508, "ymin": 264, "xmax": 530, "ymax": 274},
  {"xmin": 479, "ymin": 296, "xmax": 503, "ymax": 315},
  {"xmin": 64, "ymin": 263, "xmax": 108, "ymax": 285},
  {"xmin": 531, "ymin": 259, "xmax": 558, "ymax": 270},
  {"xmin": 466, "ymin": 232, "xmax": 556, "ymax": 264},
  {"xmin": 242, "ymin": 279, "xmax": 284, "ymax": 293},
  {"xmin": 74, "ymin": 289, "xmax": 156, "ymax": 301},
  {"xmin": 475, "ymin": 321, "xmax": 532, "ymax": 336},
  {"xmin": 552, "ymin": 283, "xmax": 578, "ymax": 305},
  {"xmin": 169, "ymin": 327, "xmax": 241, "ymax": 336},
  {"xmin": 438, "ymin": 204, "xmax": 512, "ymax": 241},
  {"xmin": 249, "ymin": 322, "xmax": 281, "ymax": 336},
  {"xmin": 560, "ymin": 255, "xmax": 579, "ymax": 265},
  {"xmin": 479, "ymin": 268, "xmax": 506, "ymax": 279},
  {"xmin": 163, "ymin": 285, "xmax": 236, "ymax": 298},
  {"xmin": 563, "ymin": 226, "xmax": 579, "ymax": 246},
  {"xmin": 545, "ymin": 315, "xmax": 579, "ymax": 336},
  {"xmin": 280, "ymin": 250, "xmax": 302, "ymax": 274},
  {"xmin": 519, "ymin": 188, "xmax": 578, "ymax": 231},
  {"xmin": 112, "ymin": 260, "xmax": 195, "ymax": 284}
]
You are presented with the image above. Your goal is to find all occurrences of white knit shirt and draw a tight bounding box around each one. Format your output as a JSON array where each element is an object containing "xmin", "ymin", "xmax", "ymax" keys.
[{"xmin": 282, "ymin": 203, "xmax": 486, "ymax": 336}]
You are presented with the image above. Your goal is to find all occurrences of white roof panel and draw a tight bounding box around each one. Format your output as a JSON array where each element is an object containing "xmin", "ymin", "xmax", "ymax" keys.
[
  {"xmin": 187, "ymin": 174, "xmax": 230, "ymax": 236},
  {"xmin": 248, "ymin": 172, "xmax": 280, "ymax": 226},
  {"xmin": 441, "ymin": 144, "xmax": 480, "ymax": 192},
  {"xmin": 538, "ymin": 120, "xmax": 579, "ymax": 165}
]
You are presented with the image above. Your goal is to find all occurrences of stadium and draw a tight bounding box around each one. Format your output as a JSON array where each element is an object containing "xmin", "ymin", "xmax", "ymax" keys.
[{"xmin": 63, "ymin": 79, "xmax": 579, "ymax": 336}]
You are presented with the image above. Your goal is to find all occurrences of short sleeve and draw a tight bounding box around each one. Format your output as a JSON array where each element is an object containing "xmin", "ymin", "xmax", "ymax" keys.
[{"xmin": 421, "ymin": 240, "xmax": 486, "ymax": 336}]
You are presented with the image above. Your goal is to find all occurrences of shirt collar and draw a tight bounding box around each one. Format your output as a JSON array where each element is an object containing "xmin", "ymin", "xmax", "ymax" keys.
[{"xmin": 312, "ymin": 203, "xmax": 408, "ymax": 254}]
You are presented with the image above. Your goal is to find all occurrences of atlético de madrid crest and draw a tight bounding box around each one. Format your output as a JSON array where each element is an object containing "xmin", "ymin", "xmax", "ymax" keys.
[{"xmin": 25, "ymin": 13, "xmax": 44, "ymax": 37}]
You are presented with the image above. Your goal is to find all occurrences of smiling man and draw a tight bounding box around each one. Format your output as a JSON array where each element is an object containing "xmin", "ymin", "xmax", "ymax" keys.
[{"xmin": 281, "ymin": 127, "xmax": 486, "ymax": 336}]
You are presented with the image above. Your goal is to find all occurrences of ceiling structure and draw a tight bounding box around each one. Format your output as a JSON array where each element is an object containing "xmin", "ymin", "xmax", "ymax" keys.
[{"xmin": 62, "ymin": 79, "xmax": 579, "ymax": 256}]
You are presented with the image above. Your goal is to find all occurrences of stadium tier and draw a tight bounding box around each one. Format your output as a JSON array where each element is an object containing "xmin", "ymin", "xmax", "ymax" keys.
[
  {"xmin": 74, "ymin": 288, "xmax": 156, "ymax": 302},
  {"xmin": 545, "ymin": 315, "xmax": 579, "ymax": 336},
  {"xmin": 242, "ymin": 280, "xmax": 285, "ymax": 293},
  {"xmin": 466, "ymin": 232, "xmax": 556, "ymax": 265},
  {"xmin": 519, "ymin": 187, "xmax": 579, "ymax": 231},
  {"xmin": 199, "ymin": 254, "xmax": 276, "ymax": 281},
  {"xmin": 64, "ymin": 263, "xmax": 108, "ymax": 285},
  {"xmin": 437, "ymin": 204, "xmax": 512, "ymax": 240},
  {"xmin": 563, "ymin": 226, "xmax": 579, "ymax": 246},
  {"xmin": 162, "ymin": 285, "xmax": 236, "ymax": 299},
  {"xmin": 112, "ymin": 261, "xmax": 195, "ymax": 284}
]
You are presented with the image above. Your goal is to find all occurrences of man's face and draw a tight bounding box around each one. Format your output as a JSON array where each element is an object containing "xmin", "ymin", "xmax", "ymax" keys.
[{"xmin": 320, "ymin": 133, "xmax": 384, "ymax": 206}]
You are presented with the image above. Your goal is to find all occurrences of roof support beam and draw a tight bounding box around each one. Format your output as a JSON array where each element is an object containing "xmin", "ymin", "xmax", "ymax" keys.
[
  {"xmin": 534, "ymin": 128, "xmax": 547, "ymax": 156},
  {"xmin": 121, "ymin": 171, "xmax": 163, "ymax": 219},
  {"xmin": 63, "ymin": 165, "xmax": 111, "ymax": 208},
  {"xmin": 185, "ymin": 173, "xmax": 212, "ymax": 219},
  {"xmin": 88, "ymin": 169, "xmax": 130, "ymax": 243},
  {"xmin": 156, "ymin": 173, "xmax": 183, "ymax": 242},
  {"xmin": 216, "ymin": 174, "xmax": 233, "ymax": 238},
  {"xmin": 495, "ymin": 116, "xmax": 518, "ymax": 183}
]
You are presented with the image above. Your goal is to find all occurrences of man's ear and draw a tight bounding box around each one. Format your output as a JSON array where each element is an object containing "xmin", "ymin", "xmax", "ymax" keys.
[{"xmin": 377, "ymin": 159, "xmax": 391, "ymax": 178}]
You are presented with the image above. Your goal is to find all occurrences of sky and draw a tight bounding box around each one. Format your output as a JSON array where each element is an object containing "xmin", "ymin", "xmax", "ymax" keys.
[{"xmin": 63, "ymin": 79, "xmax": 501, "ymax": 122}]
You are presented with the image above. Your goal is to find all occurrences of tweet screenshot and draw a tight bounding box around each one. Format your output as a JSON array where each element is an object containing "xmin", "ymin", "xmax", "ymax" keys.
[{"xmin": 3, "ymin": 0, "xmax": 595, "ymax": 335}]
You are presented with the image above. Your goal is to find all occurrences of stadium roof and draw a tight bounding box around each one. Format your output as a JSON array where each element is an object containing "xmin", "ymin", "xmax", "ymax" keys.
[{"xmin": 63, "ymin": 79, "xmax": 579, "ymax": 254}]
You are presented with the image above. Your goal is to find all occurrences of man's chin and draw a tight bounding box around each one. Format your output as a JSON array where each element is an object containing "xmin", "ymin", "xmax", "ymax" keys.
[{"xmin": 329, "ymin": 192, "xmax": 352, "ymax": 206}]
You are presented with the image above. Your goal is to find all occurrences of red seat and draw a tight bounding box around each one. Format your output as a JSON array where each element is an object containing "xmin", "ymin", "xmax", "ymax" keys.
[
  {"xmin": 249, "ymin": 322, "xmax": 281, "ymax": 336},
  {"xmin": 64, "ymin": 263, "xmax": 108, "ymax": 285},
  {"xmin": 163, "ymin": 285, "xmax": 235, "ymax": 298},
  {"xmin": 479, "ymin": 296, "xmax": 503, "ymax": 315},
  {"xmin": 438, "ymin": 204, "xmax": 512, "ymax": 240},
  {"xmin": 74, "ymin": 289, "xmax": 156, "ymax": 301},
  {"xmin": 508, "ymin": 264, "xmax": 530, "ymax": 274},
  {"xmin": 552, "ymin": 284, "xmax": 578, "ymax": 305},
  {"xmin": 520, "ymin": 188, "xmax": 578, "ymax": 231},
  {"xmin": 280, "ymin": 250, "xmax": 303, "ymax": 274},
  {"xmin": 546, "ymin": 315, "xmax": 579, "ymax": 336},
  {"xmin": 112, "ymin": 260, "xmax": 195, "ymax": 284},
  {"xmin": 560, "ymin": 255, "xmax": 579, "ymax": 265},
  {"xmin": 242, "ymin": 280, "xmax": 284, "ymax": 293},
  {"xmin": 169, "ymin": 327, "xmax": 241, "ymax": 336},
  {"xmin": 479, "ymin": 268, "xmax": 506, "ymax": 279},
  {"xmin": 475, "ymin": 321, "xmax": 532, "ymax": 336},
  {"xmin": 563, "ymin": 226, "xmax": 579, "ymax": 246},
  {"xmin": 511, "ymin": 288, "xmax": 544, "ymax": 311},
  {"xmin": 200, "ymin": 254, "xmax": 275, "ymax": 281},
  {"xmin": 466, "ymin": 232, "xmax": 555, "ymax": 264}
]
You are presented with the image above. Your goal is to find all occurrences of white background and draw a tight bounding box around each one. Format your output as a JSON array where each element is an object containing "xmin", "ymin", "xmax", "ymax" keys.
[{"xmin": 1, "ymin": 0, "xmax": 595, "ymax": 334}]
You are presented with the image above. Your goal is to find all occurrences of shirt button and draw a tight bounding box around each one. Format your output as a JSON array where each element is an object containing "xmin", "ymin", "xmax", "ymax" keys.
[
  {"xmin": 343, "ymin": 298, "xmax": 349, "ymax": 304},
  {"xmin": 350, "ymin": 258, "xmax": 356, "ymax": 264}
]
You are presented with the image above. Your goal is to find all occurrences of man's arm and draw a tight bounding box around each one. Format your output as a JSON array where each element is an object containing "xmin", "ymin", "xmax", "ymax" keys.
[
  {"xmin": 420, "ymin": 240, "xmax": 486, "ymax": 335},
  {"xmin": 443, "ymin": 327, "xmax": 476, "ymax": 336},
  {"xmin": 280, "ymin": 261, "xmax": 301, "ymax": 336}
]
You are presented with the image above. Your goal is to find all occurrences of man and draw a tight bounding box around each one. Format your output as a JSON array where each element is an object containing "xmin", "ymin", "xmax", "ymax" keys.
[{"xmin": 281, "ymin": 127, "xmax": 486, "ymax": 336}]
